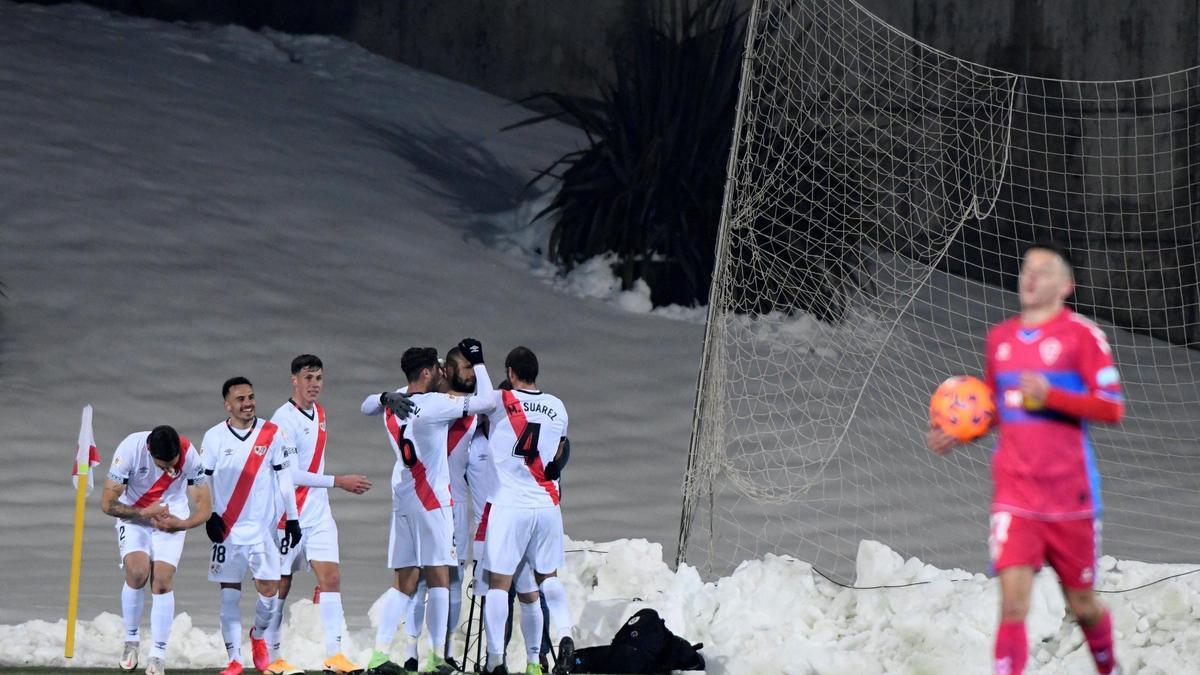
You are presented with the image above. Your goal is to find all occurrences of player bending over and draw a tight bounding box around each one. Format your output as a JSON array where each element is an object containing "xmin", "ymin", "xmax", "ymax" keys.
[
  {"xmin": 102, "ymin": 425, "xmax": 211, "ymax": 675},
  {"xmin": 361, "ymin": 344, "xmax": 490, "ymax": 675},
  {"xmin": 264, "ymin": 355, "xmax": 374, "ymax": 675},
  {"xmin": 927, "ymin": 242, "xmax": 1124, "ymax": 675},
  {"xmin": 202, "ymin": 377, "xmax": 302, "ymax": 675}
]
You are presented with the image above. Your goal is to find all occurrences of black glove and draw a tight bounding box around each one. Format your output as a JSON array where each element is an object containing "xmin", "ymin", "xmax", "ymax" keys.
[
  {"xmin": 380, "ymin": 391, "xmax": 414, "ymax": 417},
  {"xmin": 545, "ymin": 437, "xmax": 570, "ymax": 480},
  {"xmin": 284, "ymin": 519, "xmax": 302, "ymax": 548},
  {"xmin": 458, "ymin": 338, "xmax": 484, "ymax": 365},
  {"xmin": 206, "ymin": 513, "xmax": 227, "ymax": 543}
]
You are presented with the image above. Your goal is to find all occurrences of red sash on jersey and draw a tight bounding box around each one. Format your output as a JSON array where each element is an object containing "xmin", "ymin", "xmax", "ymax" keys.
[
  {"xmin": 278, "ymin": 403, "xmax": 326, "ymax": 528},
  {"xmin": 448, "ymin": 416, "xmax": 473, "ymax": 455},
  {"xmin": 385, "ymin": 408, "xmax": 442, "ymax": 511},
  {"xmin": 502, "ymin": 391, "xmax": 560, "ymax": 505},
  {"xmin": 221, "ymin": 422, "xmax": 279, "ymax": 531},
  {"xmin": 474, "ymin": 501, "xmax": 491, "ymax": 542},
  {"xmin": 131, "ymin": 437, "xmax": 192, "ymax": 509}
]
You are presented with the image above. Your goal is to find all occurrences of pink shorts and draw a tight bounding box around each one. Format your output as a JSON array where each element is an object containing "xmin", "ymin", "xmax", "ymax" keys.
[{"xmin": 990, "ymin": 511, "xmax": 1100, "ymax": 588}]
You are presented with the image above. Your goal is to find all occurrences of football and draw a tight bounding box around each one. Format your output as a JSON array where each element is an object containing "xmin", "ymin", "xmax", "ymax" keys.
[{"xmin": 930, "ymin": 375, "xmax": 996, "ymax": 442}]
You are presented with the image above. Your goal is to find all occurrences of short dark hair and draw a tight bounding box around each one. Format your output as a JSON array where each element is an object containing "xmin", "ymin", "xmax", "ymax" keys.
[
  {"xmin": 401, "ymin": 347, "xmax": 439, "ymax": 382},
  {"xmin": 445, "ymin": 346, "xmax": 467, "ymax": 367},
  {"xmin": 498, "ymin": 379, "xmax": 513, "ymax": 390},
  {"xmin": 147, "ymin": 425, "xmax": 181, "ymax": 462},
  {"xmin": 505, "ymin": 346, "xmax": 538, "ymax": 384},
  {"xmin": 290, "ymin": 354, "xmax": 323, "ymax": 374},
  {"xmin": 222, "ymin": 376, "xmax": 252, "ymax": 399},
  {"xmin": 1023, "ymin": 240, "xmax": 1073, "ymax": 271}
]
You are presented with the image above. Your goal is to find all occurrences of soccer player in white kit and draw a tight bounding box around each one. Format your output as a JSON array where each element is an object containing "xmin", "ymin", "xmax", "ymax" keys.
[
  {"xmin": 101, "ymin": 425, "xmax": 211, "ymax": 675},
  {"xmin": 202, "ymin": 377, "xmax": 302, "ymax": 675},
  {"xmin": 401, "ymin": 347, "xmax": 479, "ymax": 672},
  {"xmin": 474, "ymin": 346, "xmax": 575, "ymax": 675},
  {"xmin": 361, "ymin": 345, "xmax": 493, "ymax": 675},
  {"xmin": 264, "ymin": 354, "xmax": 374, "ymax": 675},
  {"xmin": 467, "ymin": 378, "xmax": 552, "ymax": 675}
]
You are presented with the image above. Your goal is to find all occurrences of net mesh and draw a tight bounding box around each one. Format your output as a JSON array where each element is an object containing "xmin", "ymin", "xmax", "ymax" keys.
[{"xmin": 678, "ymin": 0, "xmax": 1200, "ymax": 580}]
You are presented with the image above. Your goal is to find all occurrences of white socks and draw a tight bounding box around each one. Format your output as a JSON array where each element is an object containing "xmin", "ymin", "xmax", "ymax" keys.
[
  {"xmin": 484, "ymin": 588, "xmax": 509, "ymax": 670},
  {"xmin": 219, "ymin": 587, "xmax": 242, "ymax": 661},
  {"xmin": 539, "ymin": 577, "xmax": 572, "ymax": 641},
  {"xmin": 265, "ymin": 589, "xmax": 285, "ymax": 661},
  {"xmin": 374, "ymin": 587, "xmax": 412, "ymax": 653},
  {"xmin": 426, "ymin": 587, "xmax": 450, "ymax": 660},
  {"xmin": 519, "ymin": 599, "xmax": 543, "ymax": 662},
  {"xmin": 252, "ymin": 593, "xmax": 276, "ymax": 643},
  {"xmin": 149, "ymin": 592, "xmax": 174, "ymax": 660},
  {"xmin": 405, "ymin": 581, "xmax": 428, "ymax": 660},
  {"xmin": 121, "ymin": 583, "xmax": 145, "ymax": 642},
  {"xmin": 318, "ymin": 591, "xmax": 344, "ymax": 657}
]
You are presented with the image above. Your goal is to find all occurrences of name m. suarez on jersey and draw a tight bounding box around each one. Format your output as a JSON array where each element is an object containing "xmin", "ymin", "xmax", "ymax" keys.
[{"xmin": 506, "ymin": 399, "xmax": 559, "ymax": 420}]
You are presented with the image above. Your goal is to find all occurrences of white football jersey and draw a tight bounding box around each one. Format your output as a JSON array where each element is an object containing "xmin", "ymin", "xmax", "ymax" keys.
[
  {"xmin": 107, "ymin": 431, "xmax": 205, "ymax": 519},
  {"xmin": 465, "ymin": 426, "xmax": 495, "ymax": 523},
  {"xmin": 447, "ymin": 414, "xmax": 477, "ymax": 510},
  {"xmin": 271, "ymin": 400, "xmax": 332, "ymax": 529},
  {"xmin": 200, "ymin": 417, "xmax": 290, "ymax": 546},
  {"xmin": 380, "ymin": 392, "xmax": 470, "ymax": 515},
  {"xmin": 486, "ymin": 389, "xmax": 568, "ymax": 508}
]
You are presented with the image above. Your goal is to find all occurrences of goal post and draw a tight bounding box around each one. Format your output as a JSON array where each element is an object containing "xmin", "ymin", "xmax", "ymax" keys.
[{"xmin": 678, "ymin": 0, "xmax": 1200, "ymax": 580}]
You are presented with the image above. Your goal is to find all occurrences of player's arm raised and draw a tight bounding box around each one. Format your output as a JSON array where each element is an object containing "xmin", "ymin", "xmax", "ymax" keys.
[{"xmin": 458, "ymin": 337, "xmax": 499, "ymax": 414}]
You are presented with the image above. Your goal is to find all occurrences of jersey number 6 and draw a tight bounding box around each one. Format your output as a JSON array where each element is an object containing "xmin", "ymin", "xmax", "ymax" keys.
[
  {"xmin": 512, "ymin": 423, "xmax": 542, "ymax": 465},
  {"xmin": 397, "ymin": 425, "xmax": 418, "ymax": 468}
]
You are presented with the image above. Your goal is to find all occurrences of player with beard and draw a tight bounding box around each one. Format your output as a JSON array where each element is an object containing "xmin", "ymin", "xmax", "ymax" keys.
[{"xmin": 362, "ymin": 345, "xmax": 492, "ymax": 675}]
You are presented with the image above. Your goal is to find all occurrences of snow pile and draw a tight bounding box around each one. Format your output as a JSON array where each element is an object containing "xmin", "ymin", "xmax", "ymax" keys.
[
  {"xmin": 5, "ymin": 539, "xmax": 1199, "ymax": 673},
  {"xmin": 478, "ymin": 190, "xmax": 708, "ymax": 322}
]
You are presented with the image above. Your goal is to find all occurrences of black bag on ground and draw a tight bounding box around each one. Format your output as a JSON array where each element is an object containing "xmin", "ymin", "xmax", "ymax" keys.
[{"xmin": 571, "ymin": 608, "xmax": 705, "ymax": 673}]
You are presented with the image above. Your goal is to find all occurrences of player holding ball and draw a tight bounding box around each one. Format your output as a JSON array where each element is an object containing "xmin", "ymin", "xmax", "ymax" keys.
[{"xmin": 927, "ymin": 242, "xmax": 1125, "ymax": 675}]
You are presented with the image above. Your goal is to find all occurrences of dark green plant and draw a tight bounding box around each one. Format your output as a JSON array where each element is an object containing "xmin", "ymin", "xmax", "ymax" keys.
[{"xmin": 510, "ymin": 0, "xmax": 746, "ymax": 306}]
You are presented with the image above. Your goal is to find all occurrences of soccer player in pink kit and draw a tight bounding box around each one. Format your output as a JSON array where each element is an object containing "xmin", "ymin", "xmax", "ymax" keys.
[{"xmin": 928, "ymin": 243, "xmax": 1124, "ymax": 675}]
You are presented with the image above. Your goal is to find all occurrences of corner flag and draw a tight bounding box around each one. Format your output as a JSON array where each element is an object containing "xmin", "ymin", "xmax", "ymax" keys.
[
  {"xmin": 66, "ymin": 404, "xmax": 97, "ymax": 658},
  {"xmin": 70, "ymin": 404, "xmax": 100, "ymax": 492}
]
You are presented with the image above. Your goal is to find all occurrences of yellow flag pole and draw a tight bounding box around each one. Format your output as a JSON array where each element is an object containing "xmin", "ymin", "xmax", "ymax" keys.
[{"xmin": 65, "ymin": 460, "xmax": 88, "ymax": 658}]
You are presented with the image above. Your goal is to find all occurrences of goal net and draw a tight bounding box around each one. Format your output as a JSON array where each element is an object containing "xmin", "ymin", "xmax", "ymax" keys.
[{"xmin": 678, "ymin": 0, "xmax": 1200, "ymax": 580}]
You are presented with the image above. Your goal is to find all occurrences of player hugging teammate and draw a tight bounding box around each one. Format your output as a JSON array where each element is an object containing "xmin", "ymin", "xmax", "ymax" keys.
[
  {"xmin": 99, "ymin": 341, "xmax": 575, "ymax": 675},
  {"xmin": 362, "ymin": 340, "xmax": 574, "ymax": 675}
]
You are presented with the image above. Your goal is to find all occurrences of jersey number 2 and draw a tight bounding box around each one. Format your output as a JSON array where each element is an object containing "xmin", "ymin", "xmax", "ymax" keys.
[{"xmin": 512, "ymin": 423, "xmax": 542, "ymax": 465}]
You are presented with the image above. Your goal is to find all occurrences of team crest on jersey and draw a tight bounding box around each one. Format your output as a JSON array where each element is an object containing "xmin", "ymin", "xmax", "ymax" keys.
[
  {"xmin": 319, "ymin": 421, "xmax": 326, "ymax": 431},
  {"xmin": 253, "ymin": 444, "xmax": 268, "ymax": 456},
  {"xmin": 996, "ymin": 342, "xmax": 1011, "ymax": 361},
  {"xmin": 1039, "ymin": 337, "xmax": 1062, "ymax": 365}
]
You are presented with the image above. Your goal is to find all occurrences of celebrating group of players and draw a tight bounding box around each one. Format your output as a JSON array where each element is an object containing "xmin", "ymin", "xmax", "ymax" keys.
[{"xmin": 100, "ymin": 339, "xmax": 572, "ymax": 675}]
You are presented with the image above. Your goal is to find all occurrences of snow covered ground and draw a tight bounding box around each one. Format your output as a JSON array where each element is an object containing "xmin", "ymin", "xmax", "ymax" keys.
[{"xmin": 0, "ymin": 2, "xmax": 1197, "ymax": 673}]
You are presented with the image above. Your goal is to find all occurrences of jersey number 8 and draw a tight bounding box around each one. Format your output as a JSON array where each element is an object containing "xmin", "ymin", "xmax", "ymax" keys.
[{"xmin": 512, "ymin": 423, "xmax": 542, "ymax": 465}]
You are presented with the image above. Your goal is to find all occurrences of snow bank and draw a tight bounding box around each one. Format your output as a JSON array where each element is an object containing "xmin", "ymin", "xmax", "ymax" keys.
[{"xmin": 5, "ymin": 539, "xmax": 1198, "ymax": 674}]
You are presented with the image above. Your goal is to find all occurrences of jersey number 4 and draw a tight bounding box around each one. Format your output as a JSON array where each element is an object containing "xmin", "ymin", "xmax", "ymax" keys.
[
  {"xmin": 396, "ymin": 425, "xmax": 418, "ymax": 468},
  {"xmin": 512, "ymin": 423, "xmax": 542, "ymax": 465}
]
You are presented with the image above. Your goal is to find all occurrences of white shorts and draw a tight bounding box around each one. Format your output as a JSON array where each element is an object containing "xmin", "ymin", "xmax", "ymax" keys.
[
  {"xmin": 483, "ymin": 504, "xmax": 564, "ymax": 576},
  {"xmin": 470, "ymin": 502, "xmax": 491, "ymax": 563},
  {"xmin": 452, "ymin": 500, "xmax": 471, "ymax": 565},
  {"xmin": 116, "ymin": 520, "xmax": 185, "ymax": 568},
  {"xmin": 472, "ymin": 557, "xmax": 538, "ymax": 595},
  {"xmin": 274, "ymin": 517, "xmax": 340, "ymax": 574},
  {"xmin": 208, "ymin": 538, "xmax": 281, "ymax": 583},
  {"xmin": 388, "ymin": 506, "xmax": 456, "ymax": 569}
]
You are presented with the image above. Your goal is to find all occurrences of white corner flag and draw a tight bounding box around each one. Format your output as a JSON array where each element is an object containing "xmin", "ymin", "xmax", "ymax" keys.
[{"xmin": 70, "ymin": 405, "xmax": 100, "ymax": 493}]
